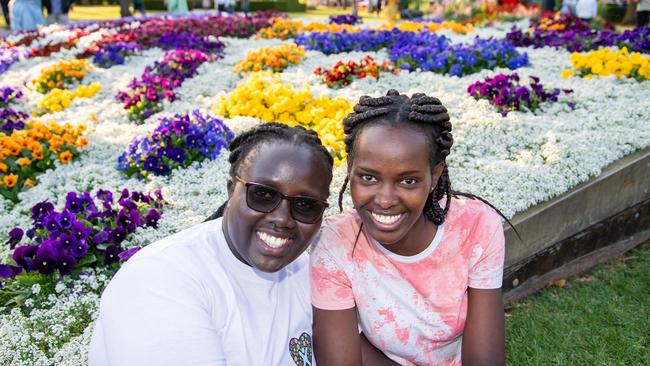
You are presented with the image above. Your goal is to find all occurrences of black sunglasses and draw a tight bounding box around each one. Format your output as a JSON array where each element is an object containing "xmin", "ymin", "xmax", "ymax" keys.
[{"xmin": 235, "ymin": 176, "xmax": 329, "ymax": 224}]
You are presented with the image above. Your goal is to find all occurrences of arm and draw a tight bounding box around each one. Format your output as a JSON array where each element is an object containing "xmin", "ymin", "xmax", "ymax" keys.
[
  {"xmin": 312, "ymin": 307, "xmax": 398, "ymax": 366},
  {"xmin": 313, "ymin": 307, "xmax": 362, "ymax": 366},
  {"xmin": 360, "ymin": 332, "xmax": 400, "ymax": 366},
  {"xmin": 461, "ymin": 288, "xmax": 505, "ymax": 366},
  {"xmin": 462, "ymin": 207, "xmax": 506, "ymax": 366}
]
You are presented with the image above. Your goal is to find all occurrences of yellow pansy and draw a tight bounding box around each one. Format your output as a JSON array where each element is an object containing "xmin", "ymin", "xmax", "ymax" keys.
[{"xmin": 213, "ymin": 72, "xmax": 353, "ymax": 165}]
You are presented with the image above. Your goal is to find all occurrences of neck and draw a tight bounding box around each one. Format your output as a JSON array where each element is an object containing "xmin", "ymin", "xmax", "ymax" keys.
[
  {"xmin": 384, "ymin": 214, "xmax": 438, "ymax": 257},
  {"xmin": 221, "ymin": 213, "xmax": 251, "ymax": 267}
]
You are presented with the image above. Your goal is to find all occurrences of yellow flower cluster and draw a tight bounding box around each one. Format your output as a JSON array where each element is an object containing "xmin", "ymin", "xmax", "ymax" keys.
[
  {"xmin": 257, "ymin": 18, "xmax": 361, "ymax": 39},
  {"xmin": 213, "ymin": 72, "xmax": 353, "ymax": 166},
  {"xmin": 35, "ymin": 82, "xmax": 102, "ymax": 115},
  {"xmin": 0, "ymin": 120, "xmax": 88, "ymax": 201},
  {"xmin": 562, "ymin": 47, "xmax": 650, "ymax": 81},
  {"xmin": 377, "ymin": 20, "xmax": 474, "ymax": 34},
  {"xmin": 32, "ymin": 59, "xmax": 90, "ymax": 94},
  {"xmin": 234, "ymin": 43, "xmax": 305, "ymax": 73}
]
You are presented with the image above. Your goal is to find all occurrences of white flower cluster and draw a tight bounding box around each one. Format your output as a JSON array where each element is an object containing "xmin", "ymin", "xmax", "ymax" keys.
[
  {"xmin": 0, "ymin": 269, "xmax": 110, "ymax": 365},
  {"xmin": 0, "ymin": 17, "xmax": 648, "ymax": 363}
]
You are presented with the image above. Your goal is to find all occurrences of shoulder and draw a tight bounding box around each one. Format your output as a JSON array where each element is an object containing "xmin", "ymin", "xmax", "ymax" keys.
[
  {"xmin": 129, "ymin": 220, "xmax": 221, "ymax": 269},
  {"xmin": 445, "ymin": 197, "xmax": 503, "ymax": 239},
  {"xmin": 103, "ymin": 220, "xmax": 225, "ymax": 299},
  {"xmin": 312, "ymin": 210, "xmax": 363, "ymax": 251}
]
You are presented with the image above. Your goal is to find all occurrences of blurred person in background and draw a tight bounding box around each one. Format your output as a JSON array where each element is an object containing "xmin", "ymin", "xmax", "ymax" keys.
[
  {"xmin": 9, "ymin": 0, "xmax": 44, "ymax": 30},
  {"xmin": 634, "ymin": 0, "xmax": 650, "ymax": 26},
  {"xmin": 2, "ymin": 0, "xmax": 10, "ymax": 29},
  {"xmin": 166, "ymin": 0, "xmax": 188, "ymax": 13},
  {"xmin": 119, "ymin": 0, "xmax": 131, "ymax": 17},
  {"xmin": 132, "ymin": 0, "xmax": 145, "ymax": 16},
  {"xmin": 575, "ymin": 0, "xmax": 597, "ymax": 21},
  {"xmin": 42, "ymin": 0, "xmax": 72, "ymax": 24}
]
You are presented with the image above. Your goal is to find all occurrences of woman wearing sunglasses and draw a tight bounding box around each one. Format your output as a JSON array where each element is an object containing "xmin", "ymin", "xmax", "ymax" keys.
[{"xmin": 89, "ymin": 123, "xmax": 333, "ymax": 365}]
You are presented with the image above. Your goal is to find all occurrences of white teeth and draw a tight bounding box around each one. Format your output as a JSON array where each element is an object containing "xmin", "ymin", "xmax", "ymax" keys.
[
  {"xmin": 371, "ymin": 212, "xmax": 402, "ymax": 225},
  {"xmin": 258, "ymin": 232, "xmax": 290, "ymax": 249}
]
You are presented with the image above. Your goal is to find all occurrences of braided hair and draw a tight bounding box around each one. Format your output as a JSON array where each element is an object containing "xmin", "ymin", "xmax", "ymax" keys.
[
  {"xmin": 205, "ymin": 122, "xmax": 333, "ymax": 221},
  {"xmin": 339, "ymin": 89, "xmax": 517, "ymax": 236},
  {"xmin": 339, "ymin": 89, "xmax": 454, "ymax": 225}
]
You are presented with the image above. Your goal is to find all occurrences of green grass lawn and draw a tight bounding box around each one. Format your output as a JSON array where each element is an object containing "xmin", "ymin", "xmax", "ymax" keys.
[{"xmin": 506, "ymin": 243, "xmax": 650, "ymax": 365}]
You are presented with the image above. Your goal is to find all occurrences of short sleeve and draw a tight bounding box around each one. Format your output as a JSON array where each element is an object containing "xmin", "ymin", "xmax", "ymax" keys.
[
  {"xmin": 310, "ymin": 229, "xmax": 356, "ymax": 310},
  {"xmin": 88, "ymin": 257, "xmax": 226, "ymax": 366},
  {"xmin": 468, "ymin": 212, "xmax": 505, "ymax": 289}
]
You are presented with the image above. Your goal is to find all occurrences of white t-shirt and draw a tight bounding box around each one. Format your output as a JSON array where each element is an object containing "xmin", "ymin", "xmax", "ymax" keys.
[{"xmin": 89, "ymin": 217, "xmax": 315, "ymax": 366}]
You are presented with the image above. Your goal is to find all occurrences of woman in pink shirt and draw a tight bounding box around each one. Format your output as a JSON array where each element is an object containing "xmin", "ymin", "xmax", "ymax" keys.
[{"xmin": 311, "ymin": 90, "xmax": 507, "ymax": 365}]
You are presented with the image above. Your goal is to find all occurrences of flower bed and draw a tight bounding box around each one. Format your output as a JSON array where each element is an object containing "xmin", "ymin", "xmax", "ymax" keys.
[
  {"xmin": 506, "ymin": 15, "xmax": 650, "ymax": 53},
  {"xmin": 31, "ymin": 59, "xmax": 90, "ymax": 94},
  {"xmin": 0, "ymin": 48, "xmax": 23, "ymax": 75},
  {"xmin": 118, "ymin": 111, "xmax": 233, "ymax": 179},
  {"xmin": 0, "ymin": 14, "xmax": 648, "ymax": 364},
  {"xmin": 390, "ymin": 35, "xmax": 529, "ymax": 75},
  {"xmin": 0, "ymin": 188, "xmax": 165, "ymax": 307},
  {"xmin": 0, "ymin": 120, "xmax": 88, "ymax": 202},
  {"xmin": 234, "ymin": 43, "xmax": 305, "ymax": 73},
  {"xmin": 115, "ymin": 49, "xmax": 211, "ymax": 122},
  {"xmin": 0, "ymin": 86, "xmax": 23, "ymax": 108},
  {"xmin": 155, "ymin": 32, "xmax": 225, "ymax": 55},
  {"xmin": 295, "ymin": 30, "xmax": 528, "ymax": 75},
  {"xmin": 92, "ymin": 42, "xmax": 140, "ymax": 69},
  {"xmin": 377, "ymin": 20, "xmax": 474, "ymax": 34},
  {"xmin": 0, "ymin": 109, "xmax": 29, "ymax": 134},
  {"xmin": 257, "ymin": 17, "xmax": 360, "ymax": 39},
  {"xmin": 468, "ymin": 73, "xmax": 574, "ymax": 116},
  {"xmin": 329, "ymin": 14, "xmax": 363, "ymax": 25},
  {"xmin": 314, "ymin": 55, "xmax": 399, "ymax": 88},
  {"xmin": 562, "ymin": 48, "xmax": 650, "ymax": 81},
  {"xmin": 293, "ymin": 29, "xmax": 398, "ymax": 54},
  {"xmin": 36, "ymin": 83, "xmax": 102, "ymax": 115},
  {"xmin": 213, "ymin": 72, "xmax": 352, "ymax": 165}
]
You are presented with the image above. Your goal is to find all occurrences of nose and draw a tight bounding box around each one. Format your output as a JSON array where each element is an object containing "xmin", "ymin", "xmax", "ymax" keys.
[
  {"xmin": 267, "ymin": 197, "xmax": 296, "ymax": 229},
  {"xmin": 374, "ymin": 183, "xmax": 398, "ymax": 209}
]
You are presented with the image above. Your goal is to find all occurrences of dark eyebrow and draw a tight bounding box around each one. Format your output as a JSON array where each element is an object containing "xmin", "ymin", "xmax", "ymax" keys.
[{"xmin": 355, "ymin": 166, "xmax": 425, "ymax": 177}]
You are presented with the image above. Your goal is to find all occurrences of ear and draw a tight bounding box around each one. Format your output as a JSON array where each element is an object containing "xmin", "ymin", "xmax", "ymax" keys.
[
  {"xmin": 430, "ymin": 161, "xmax": 445, "ymax": 190},
  {"xmin": 227, "ymin": 177, "xmax": 235, "ymax": 199}
]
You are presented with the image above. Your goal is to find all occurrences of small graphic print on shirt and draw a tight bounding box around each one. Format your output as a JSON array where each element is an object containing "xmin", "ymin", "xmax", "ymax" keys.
[{"xmin": 288, "ymin": 332, "xmax": 313, "ymax": 366}]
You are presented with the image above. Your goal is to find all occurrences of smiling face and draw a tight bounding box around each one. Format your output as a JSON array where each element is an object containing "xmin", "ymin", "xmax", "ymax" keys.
[
  {"xmin": 223, "ymin": 142, "xmax": 331, "ymax": 273},
  {"xmin": 349, "ymin": 123, "xmax": 444, "ymax": 256}
]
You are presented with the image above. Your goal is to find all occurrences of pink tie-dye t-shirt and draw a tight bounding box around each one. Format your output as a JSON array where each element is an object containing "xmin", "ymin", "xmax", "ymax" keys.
[{"xmin": 310, "ymin": 198, "xmax": 505, "ymax": 366}]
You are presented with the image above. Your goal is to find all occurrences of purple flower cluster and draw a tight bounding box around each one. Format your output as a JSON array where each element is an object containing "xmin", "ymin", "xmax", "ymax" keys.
[
  {"xmin": 467, "ymin": 73, "xmax": 574, "ymax": 117},
  {"xmin": 0, "ymin": 47, "xmax": 23, "ymax": 76},
  {"xmin": 0, "ymin": 108, "xmax": 29, "ymax": 133},
  {"xmin": 506, "ymin": 18, "xmax": 650, "ymax": 53},
  {"xmin": 118, "ymin": 110, "xmax": 233, "ymax": 178},
  {"xmin": 296, "ymin": 30, "xmax": 528, "ymax": 76},
  {"xmin": 390, "ymin": 35, "xmax": 529, "ymax": 76},
  {"xmin": 328, "ymin": 14, "xmax": 363, "ymax": 25},
  {"xmin": 0, "ymin": 86, "xmax": 27, "ymax": 133},
  {"xmin": 156, "ymin": 32, "xmax": 225, "ymax": 55},
  {"xmin": 115, "ymin": 49, "xmax": 210, "ymax": 123},
  {"xmin": 93, "ymin": 42, "xmax": 140, "ymax": 69},
  {"xmin": 294, "ymin": 29, "xmax": 397, "ymax": 55},
  {"xmin": 0, "ymin": 188, "xmax": 165, "ymax": 282},
  {"xmin": 0, "ymin": 86, "xmax": 23, "ymax": 107}
]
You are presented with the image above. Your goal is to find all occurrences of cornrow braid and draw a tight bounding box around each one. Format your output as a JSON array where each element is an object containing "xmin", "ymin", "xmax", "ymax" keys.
[
  {"xmin": 339, "ymin": 89, "xmax": 453, "ymax": 225},
  {"xmin": 205, "ymin": 122, "xmax": 333, "ymax": 222}
]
